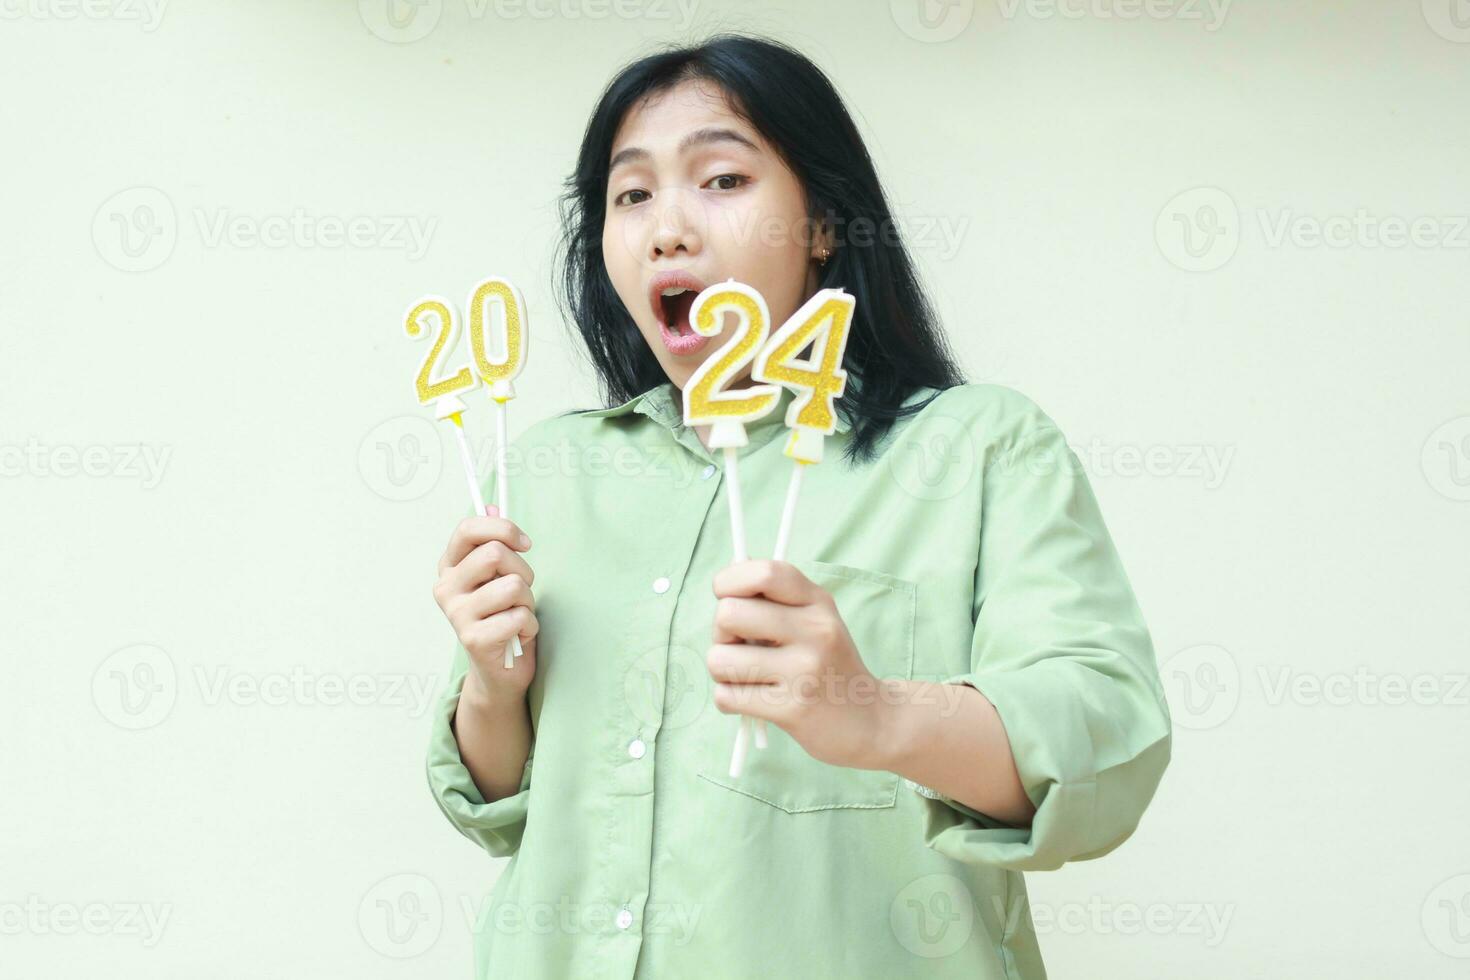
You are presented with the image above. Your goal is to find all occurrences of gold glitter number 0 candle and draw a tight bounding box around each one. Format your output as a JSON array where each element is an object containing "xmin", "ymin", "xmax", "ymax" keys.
[
  {"xmin": 467, "ymin": 277, "xmax": 528, "ymax": 403},
  {"xmin": 466, "ymin": 276, "xmax": 530, "ymax": 668}
]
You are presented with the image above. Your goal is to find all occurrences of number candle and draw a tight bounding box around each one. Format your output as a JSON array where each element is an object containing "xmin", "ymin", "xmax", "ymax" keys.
[
  {"xmin": 467, "ymin": 277, "xmax": 530, "ymax": 668},
  {"xmin": 727, "ymin": 287, "xmax": 856, "ymax": 773},
  {"xmin": 753, "ymin": 286, "xmax": 854, "ymax": 551},
  {"xmin": 405, "ymin": 293, "xmax": 489, "ymax": 520}
]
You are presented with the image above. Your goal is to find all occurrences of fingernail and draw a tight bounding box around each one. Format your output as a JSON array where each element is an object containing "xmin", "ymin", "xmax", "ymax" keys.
[
  {"xmin": 518, "ymin": 533, "xmax": 531, "ymax": 549},
  {"xmin": 485, "ymin": 504, "xmax": 500, "ymax": 516}
]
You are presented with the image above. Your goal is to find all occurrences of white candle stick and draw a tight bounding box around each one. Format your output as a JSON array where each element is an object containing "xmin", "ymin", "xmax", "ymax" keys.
[
  {"xmin": 744, "ymin": 460, "xmax": 809, "ymax": 751},
  {"xmin": 772, "ymin": 461, "xmax": 805, "ymax": 564},
  {"xmin": 724, "ymin": 447, "xmax": 747, "ymax": 562},
  {"xmin": 451, "ymin": 416, "xmax": 488, "ymax": 517},
  {"xmin": 443, "ymin": 401, "xmax": 520, "ymax": 667},
  {"xmin": 746, "ymin": 287, "xmax": 857, "ymax": 768},
  {"xmin": 723, "ymin": 446, "xmax": 764, "ymax": 774},
  {"xmin": 493, "ymin": 399, "xmax": 524, "ymax": 668},
  {"xmin": 495, "ymin": 399, "xmax": 512, "ymax": 523}
]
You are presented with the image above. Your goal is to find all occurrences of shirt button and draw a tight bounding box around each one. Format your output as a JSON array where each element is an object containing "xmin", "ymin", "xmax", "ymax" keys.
[
  {"xmin": 700, "ymin": 464, "xmax": 716, "ymax": 481},
  {"xmin": 616, "ymin": 907, "xmax": 633, "ymax": 930},
  {"xmin": 652, "ymin": 577, "xmax": 670, "ymax": 594},
  {"xmin": 627, "ymin": 738, "xmax": 646, "ymax": 759}
]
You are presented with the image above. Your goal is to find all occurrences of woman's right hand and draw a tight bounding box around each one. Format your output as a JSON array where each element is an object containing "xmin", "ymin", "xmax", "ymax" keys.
[{"xmin": 433, "ymin": 505, "xmax": 539, "ymax": 703}]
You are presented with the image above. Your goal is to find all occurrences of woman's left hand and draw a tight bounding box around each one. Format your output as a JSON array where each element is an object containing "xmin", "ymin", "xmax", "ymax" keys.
[{"xmin": 706, "ymin": 559, "xmax": 892, "ymax": 771}]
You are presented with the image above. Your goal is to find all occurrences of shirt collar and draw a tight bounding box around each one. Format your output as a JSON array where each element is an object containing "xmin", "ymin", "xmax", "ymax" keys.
[{"xmin": 581, "ymin": 381, "xmax": 853, "ymax": 435}]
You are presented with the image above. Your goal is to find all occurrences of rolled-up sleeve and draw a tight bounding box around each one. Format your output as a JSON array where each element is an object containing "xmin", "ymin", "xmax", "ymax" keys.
[
  {"xmin": 425, "ymin": 641, "xmax": 534, "ymax": 859},
  {"xmin": 914, "ymin": 420, "xmax": 1172, "ymax": 871}
]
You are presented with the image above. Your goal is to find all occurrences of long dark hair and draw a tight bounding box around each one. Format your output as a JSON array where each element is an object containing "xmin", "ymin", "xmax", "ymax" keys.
[{"xmin": 555, "ymin": 33, "xmax": 966, "ymax": 464}]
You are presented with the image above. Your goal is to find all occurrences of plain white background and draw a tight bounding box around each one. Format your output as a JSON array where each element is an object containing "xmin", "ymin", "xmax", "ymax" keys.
[{"xmin": 3, "ymin": 1, "xmax": 1467, "ymax": 976}]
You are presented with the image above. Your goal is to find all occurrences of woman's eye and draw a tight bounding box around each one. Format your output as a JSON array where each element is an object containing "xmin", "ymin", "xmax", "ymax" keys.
[
  {"xmin": 614, "ymin": 176, "xmax": 745, "ymax": 206},
  {"xmin": 706, "ymin": 174, "xmax": 748, "ymax": 191}
]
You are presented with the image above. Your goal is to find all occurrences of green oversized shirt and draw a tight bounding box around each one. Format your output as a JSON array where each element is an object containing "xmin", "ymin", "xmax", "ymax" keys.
[{"xmin": 425, "ymin": 380, "xmax": 1172, "ymax": 978}]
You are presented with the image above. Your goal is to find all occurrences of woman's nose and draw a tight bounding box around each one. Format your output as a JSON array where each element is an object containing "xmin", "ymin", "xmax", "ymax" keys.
[{"xmin": 650, "ymin": 192, "xmax": 704, "ymax": 259}]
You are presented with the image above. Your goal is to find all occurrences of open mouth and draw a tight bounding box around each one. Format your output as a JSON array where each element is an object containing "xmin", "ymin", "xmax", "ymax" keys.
[
  {"xmin": 659, "ymin": 288, "xmax": 698, "ymax": 336},
  {"xmin": 648, "ymin": 271, "xmax": 710, "ymax": 354}
]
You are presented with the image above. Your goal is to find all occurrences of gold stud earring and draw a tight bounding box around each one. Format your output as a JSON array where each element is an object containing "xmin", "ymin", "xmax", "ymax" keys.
[{"xmin": 817, "ymin": 247, "xmax": 832, "ymax": 266}]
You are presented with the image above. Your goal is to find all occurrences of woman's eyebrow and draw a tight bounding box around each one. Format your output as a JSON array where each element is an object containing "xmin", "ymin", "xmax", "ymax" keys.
[{"xmin": 609, "ymin": 127, "xmax": 760, "ymax": 174}]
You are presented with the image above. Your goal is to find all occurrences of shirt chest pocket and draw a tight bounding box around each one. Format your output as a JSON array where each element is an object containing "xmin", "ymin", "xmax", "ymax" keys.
[{"xmin": 695, "ymin": 558, "xmax": 917, "ymax": 813}]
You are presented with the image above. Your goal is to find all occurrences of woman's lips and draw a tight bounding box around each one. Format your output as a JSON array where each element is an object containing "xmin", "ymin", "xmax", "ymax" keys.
[{"xmin": 658, "ymin": 311, "xmax": 710, "ymax": 355}]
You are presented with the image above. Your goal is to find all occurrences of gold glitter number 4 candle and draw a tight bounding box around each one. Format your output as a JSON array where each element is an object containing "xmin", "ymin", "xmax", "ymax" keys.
[
  {"xmin": 725, "ymin": 287, "xmax": 856, "ymax": 777},
  {"xmin": 753, "ymin": 287, "xmax": 854, "ymax": 469}
]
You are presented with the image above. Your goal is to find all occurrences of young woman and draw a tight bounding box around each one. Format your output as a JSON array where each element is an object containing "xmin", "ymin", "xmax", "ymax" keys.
[{"xmin": 426, "ymin": 34, "xmax": 1171, "ymax": 979}]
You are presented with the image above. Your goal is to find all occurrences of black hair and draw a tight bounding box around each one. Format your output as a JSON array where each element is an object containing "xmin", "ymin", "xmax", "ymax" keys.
[{"xmin": 554, "ymin": 32, "xmax": 967, "ymax": 464}]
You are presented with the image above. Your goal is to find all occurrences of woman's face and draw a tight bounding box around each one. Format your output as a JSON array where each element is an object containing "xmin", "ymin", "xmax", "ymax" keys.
[{"xmin": 601, "ymin": 79, "xmax": 827, "ymax": 392}]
